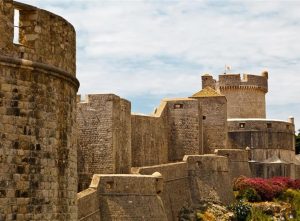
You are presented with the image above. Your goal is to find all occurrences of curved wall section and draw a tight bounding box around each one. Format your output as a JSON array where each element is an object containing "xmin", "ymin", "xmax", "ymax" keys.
[
  {"xmin": 227, "ymin": 119, "xmax": 295, "ymax": 162},
  {"xmin": 217, "ymin": 74, "xmax": 268, "ymax": 118},
  {"xmin": 0, "ymin": 1, "xmax": 76, "ymax": 74},
  {"xmin": 0, "ymin": 1, "xmax": 78, "ymax": 220}
]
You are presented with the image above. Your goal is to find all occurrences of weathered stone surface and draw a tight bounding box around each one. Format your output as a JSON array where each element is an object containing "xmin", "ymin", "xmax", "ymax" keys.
[
  {"xmin": 227, "ymin": 119, "xmax": 295, "ymax": 162},
  {"xmin": 202, "ymin": 73, "xmax": 268, "ymax": 118},
  {"xmin": 0, "ymin": 1, "xmax": 78, "ymax": 220},
  {"xmin": 131, "ymin": 103, "xmax": 168, "ymax": 167},
  {"xmin": 133, "ymin": 162, "xmax": 191, "ymax": 221},
  {"xmin": 190, "ymin": 89, "xmax": 228, "ymax": 153},
  {"xmin": 183, "ymin": 155, "xmax": 235, "ymax": 205},
  {"xmin": 0, "ymin": 1, "xmax": 76, "ymax": 74},
  {"xmin": 166, "ymin": 98, "xmax": 203, "ymax": 161},
  {"xmin": 77, "ymin": 174, "xmax": 168, "ymax": 221},
  {"xmin": 77, "ymin": 94, "xmax": 131, "ymax": 192},
  {"xmin": 215, "ymin": 149, "xmax": 252, "ymax": 179}
]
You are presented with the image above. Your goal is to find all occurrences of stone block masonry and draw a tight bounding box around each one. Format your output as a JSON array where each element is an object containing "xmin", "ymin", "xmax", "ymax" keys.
[
  {"xmin": 78, "ymin": 154, "xmax": 236, "ymax": 221},
  {"xmin": 1, "ymin": 1, "xmax": 298, "ymax": 220},
  {"xmin": 166, "ymin": 98, "xmax": 203, "ymax": 161},
  {"xmin": 227, "ymin": 119, "xmax": 295, "ymax": 162},
  {"xmin": 132, "ymin": 162, "xmax": 191, "ymax": 221},
  {"xmin": 183, "ymin": 155, "xmax": 235, "ymax": 205},
  {"xmin": 78, "ymin": 174, "xmax": 168, "ymax": 221},
  {"xmin": 202, "ymin": 72, "xmax": 268, "ymax": 118},
  {"xmin": 131, "ymin": 113, "xmax": 168, "ymax": 167},
  {"xmin": 77, "ymin": 94, "xmax": 131, "ymax": 192},
  {"xmin": 215, "ymin": 149, "xmax": 252, "ymax": 179},
  {"xmin": 190, "ymin": 87, "xmax": 228, "ymax": 153},
  {"xmin": 0, "ymin": 1, "xmax": 79, "ymax": 220}
]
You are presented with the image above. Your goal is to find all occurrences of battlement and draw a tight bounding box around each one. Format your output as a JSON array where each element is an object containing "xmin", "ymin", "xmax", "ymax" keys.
[
  {"xmin": 218, "ymin": 73, "xmax": 268, "ymax": 92},
  {"xmin": 201, "ymin": 71, "xmax": 269, "ymax": 118},
  {"xmin": 202, "ymin": 71, "xmax": 268, "ymax": 93},
  {"xmin": 77, "ymin": 93, "xmax": 130, "ymax": 105},
  {"xmin": 0, "ymin": 1, "xmax": 76, "ymax": 74}
]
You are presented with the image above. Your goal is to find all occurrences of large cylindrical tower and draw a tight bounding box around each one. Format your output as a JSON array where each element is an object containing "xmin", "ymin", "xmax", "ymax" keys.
[
  {"xmin": 217, "ymin": 72, "xmax": 268, "ymax": 119},
  {"xmin": 0, "ymin": 1, "xmax": 79, "ymax": 220}
]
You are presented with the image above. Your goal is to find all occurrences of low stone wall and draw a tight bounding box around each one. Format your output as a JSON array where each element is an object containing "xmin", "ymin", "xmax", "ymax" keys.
[
  {"xmin": 132, "ymin": 162, "xmax": 191, "ymax": 220},
  {"xmin": 77, "ymin": 188, "xmax": 101, "ymax": 221},
  {"xmin": 183, "ymin": 155, "xmax": 235, "ymax": 205},
  {"xmin": 215, "ymin": 149, "xmax": 252, "ymax": 179},
  {"xmin": 77, "ymin": 174, "xmax": 168, "ymax": 221}
]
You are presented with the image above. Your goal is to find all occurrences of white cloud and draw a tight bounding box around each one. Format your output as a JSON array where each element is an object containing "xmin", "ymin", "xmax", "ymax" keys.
[{"xmin": 20, "ymin": 0, "xmax": 300, "ymax": 128}]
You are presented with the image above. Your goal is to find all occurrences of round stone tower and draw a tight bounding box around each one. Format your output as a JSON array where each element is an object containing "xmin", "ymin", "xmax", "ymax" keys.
[
  {"xmin": 0, "ymin": 1, "xmax": 79, "ymax": 220},
  {"xmin": 216, "ymin": 72, "xmax": 268, "ymax": 119}
]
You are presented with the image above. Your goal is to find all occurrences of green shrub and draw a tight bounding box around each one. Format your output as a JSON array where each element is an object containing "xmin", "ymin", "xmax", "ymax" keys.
[
  {"xmin": 247, "ymin": 207, "xmax": 272, "ymax": 221},
  {"xmin": 239, "ymin": 188, "xmax": 262, "ymax": 202},
  {"xmin": 229, "ymin": 201, "xmax": 251, "ymax": 221},
  {"xmin": 279, "ymin": 189, "xmax": 300, "ymax": 220}
]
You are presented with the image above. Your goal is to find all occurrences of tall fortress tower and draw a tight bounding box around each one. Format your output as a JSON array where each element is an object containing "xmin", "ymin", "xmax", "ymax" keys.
[
  {"xmin": 0, "ymin": 1, "xmax": 79, "ymax": 220},
  {"xmin": 201, "ymin": 71, "xmax": 296, "ymax": 177},
  {"xmin": 202, "ymin": 71, "xmax": 268, "ymax": 119}
]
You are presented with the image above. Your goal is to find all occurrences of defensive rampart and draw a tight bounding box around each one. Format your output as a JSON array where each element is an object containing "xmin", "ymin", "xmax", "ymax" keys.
[
  {"xmin": 190, "ymin": 87, "xmax": 227, "ymax": 153},
  {"xmin": 183, "ymin": 155, "xmax": 234, "ymax": 205},
  {"xmin": 228, "ymin": 119, "xmax": 295, "ymax": 162},
  {"xmin": 77, "ymin": 94, "xmax": 131, "ymax": 191},
  {"xmin": 132, "ymin": 162, "xmax": 191, "ymax": 220},
  {"xmin": 215, "ymin": 149, "xmax": 252, "ymax": 179},
  {"xmin": 131, "ymin": 101, "xmax": 168, "ymax": 167},
  {"xmin": 78, "ymin": 154, "xmax": 235, "ymax": 221},
  {"xmin": 78, "ymin": 174, "xmax": 168, "ymax": 221},
  {"xmin": 0, "ymin": 1, "xmax": 78, "ymax": 220},
  {"xmin": 164, "ymin": 98, "xmax": 203, "ymax": 161}
]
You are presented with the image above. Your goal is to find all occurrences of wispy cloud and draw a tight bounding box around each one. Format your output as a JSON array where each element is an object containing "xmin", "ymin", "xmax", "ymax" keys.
[{"xmin": 20, "ymin": 0, "xmax": 300, "ymax": 128}]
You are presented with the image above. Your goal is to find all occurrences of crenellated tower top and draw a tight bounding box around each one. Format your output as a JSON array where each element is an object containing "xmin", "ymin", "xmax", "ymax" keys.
[{"xmin": 201, "ymin": 71, "xmax": 269, "ymax": 119}]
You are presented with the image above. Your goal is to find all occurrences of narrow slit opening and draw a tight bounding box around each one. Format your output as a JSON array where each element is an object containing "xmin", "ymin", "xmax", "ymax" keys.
[{"xmin": 13, "ymin": 9, "xmax": 20, "ymax": 44}]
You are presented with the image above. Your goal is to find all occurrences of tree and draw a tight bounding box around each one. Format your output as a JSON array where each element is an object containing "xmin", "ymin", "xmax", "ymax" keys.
[{"xmin": 296, "ymin": 130, "xmax": 300, "ymax": 155}]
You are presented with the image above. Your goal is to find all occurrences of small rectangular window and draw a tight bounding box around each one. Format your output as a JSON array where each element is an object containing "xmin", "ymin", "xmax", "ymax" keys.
[
  {"xmin": 13, "ymin": 9, "xmax": 20, "ymax": 44},
  {"xmin": 173, "ymin": 103, "xmax": 183, "ymax": 109},
  {"xmin": 267, "ymin": 123, "xmax": 272, "ymax": 128},
  {"xmin": 202, "ymin": 116, "xmax": 206, "ymax": 120},
  {"xmin": 286, "ymin": 125, "xmax": 290, "ymax": 130},
  {"xmin": 239, "ymin": 123, "xmax": 245, "ymax": 128}
]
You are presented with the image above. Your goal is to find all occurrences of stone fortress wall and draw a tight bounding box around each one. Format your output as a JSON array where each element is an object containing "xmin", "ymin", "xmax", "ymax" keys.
[
  {"xmin": 0, "ymin": 1, "xmax": 78, "ymax": 220},
  {"xmin": 76, "ymin": 71, "xmax": 298, "ymax": 221},
  {"xmin": 1, "ymin": 2, "xmax": 299, "ymax": 221},
  {"xmin": 77, "ymin": 156, "xmax": 235, "ymax": 221},
  {"xmin": 201, "ymin": 72, "xmax": 299, "ymax": 180},
  {"xmin": 77, "ymin": 94, "xmax": 131, "ymax": 191},
  {"xmin": 77, "ymin": 96, "xmax": 203, "ymax": 191}
]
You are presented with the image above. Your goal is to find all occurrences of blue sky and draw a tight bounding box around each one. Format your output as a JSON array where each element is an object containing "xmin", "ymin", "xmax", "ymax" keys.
[{"xmin": 21, "ymin": 0, "xmax": 300, "ymax": 130}]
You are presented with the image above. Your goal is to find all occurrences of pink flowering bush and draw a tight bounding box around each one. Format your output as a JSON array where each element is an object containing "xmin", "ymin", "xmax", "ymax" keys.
[{"xmin": 233, "ymin": 176, "xmax": 300, "ymax": 201}]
